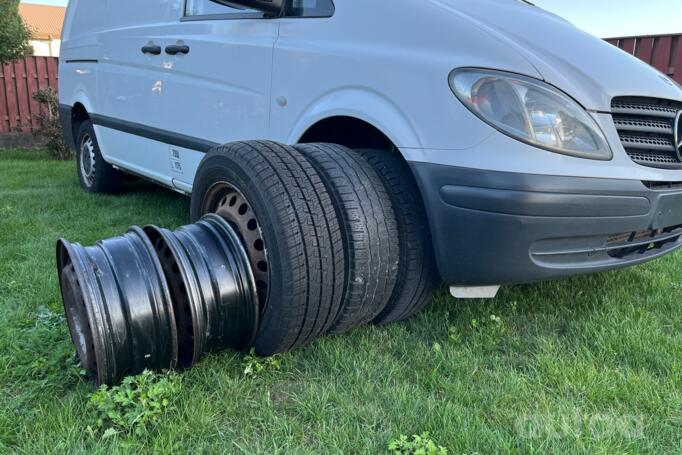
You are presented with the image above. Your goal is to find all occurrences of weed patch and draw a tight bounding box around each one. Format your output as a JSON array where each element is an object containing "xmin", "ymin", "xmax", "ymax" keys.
[
  {"xmin": 87, "ymin": 370, "xmax": 181, "ymax": 438},
  {"xmin": 242, "ymin": 348, "xmax": 282, "ymax": 378},
  {"xmin": 388, "ymin": 432, "xmax": 448, "ymax": 454}
]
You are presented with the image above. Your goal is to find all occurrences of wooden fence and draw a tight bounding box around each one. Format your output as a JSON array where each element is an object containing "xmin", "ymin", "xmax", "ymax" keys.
[
  {"xmin": 0, "ymin": 56, "xmax": 59, "ymax": 133},
  {"xmin": 605, "ymin": 33, "xmax": 682, "ymax": 84}
]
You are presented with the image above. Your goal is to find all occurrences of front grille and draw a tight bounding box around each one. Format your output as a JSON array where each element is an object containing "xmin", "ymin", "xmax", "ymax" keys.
[{"xmin": 611, "ymin": 97, "xmax": 682, "ymax": 169}]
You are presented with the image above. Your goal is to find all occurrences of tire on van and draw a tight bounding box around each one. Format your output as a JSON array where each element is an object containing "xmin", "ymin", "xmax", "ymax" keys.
[
  {"xmin": 294, "ymin": 143, "xmax": 399, "ymax": 334},
  {"xmin": 355, "ymin": 149, "xmax": 441, "ymax": 325},
  {"xmin": 190, "ymin": 140, "xmax": 345, "ymax": 355}
]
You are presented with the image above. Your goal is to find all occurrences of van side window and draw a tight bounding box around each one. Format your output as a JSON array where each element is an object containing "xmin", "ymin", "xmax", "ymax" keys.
[
  {"xmin": 183, "ymin": 0, "xmax": 335, "ymax": 19},
  {"xmin": 185, "ymin": 0, "xmax": 254, "ymax": 16},
  {"xmin": 286, "ymin": 0, "xmax": 335, "ymax": 17}
]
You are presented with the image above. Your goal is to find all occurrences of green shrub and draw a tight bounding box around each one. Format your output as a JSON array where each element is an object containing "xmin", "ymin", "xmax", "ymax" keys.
[
  {"xmin": 32, "ymin": 87, "xmax": 72, "ymax": 160},
  {"xmin": 87, "ymin": 370, "xmax": 181, "ymax": 438}
]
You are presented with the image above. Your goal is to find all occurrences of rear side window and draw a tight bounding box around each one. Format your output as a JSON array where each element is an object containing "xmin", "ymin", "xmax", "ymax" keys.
[
  {"xmin": 287, "ymin": 0, "xmax": 335, "ymax": 17},
  {"xmin": 185, "ymin": 0, "xmax": 254, "ymax": 16},
  {"xmin": 184, "ymin": 0, "xmax": 334, "ymax": 18}
]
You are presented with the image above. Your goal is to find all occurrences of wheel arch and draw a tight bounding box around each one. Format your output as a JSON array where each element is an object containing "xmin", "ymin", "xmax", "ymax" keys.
[
  {"xmin": 295, "ymin": 112, "xmax": 430, "ymax": 211},
  {"xmin": 298, "ymin": 115, "xmax": 395, "ymax": 151},
  {"xmin": 288, "ymin": 87, "xmax": 422, "ymax": 151},
  {"xmin": 60, "ymin": 88, "xmax": 95, "ymax": 152},
  {"xmin": 70, "ymin": 102, "xmax": 90, "ymax": 145}
]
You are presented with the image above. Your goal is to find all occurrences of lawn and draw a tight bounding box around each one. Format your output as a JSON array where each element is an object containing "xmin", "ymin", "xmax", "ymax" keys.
[{"xmin": 0, "ymin": 149, "xmax": 680, "ymax": 454}]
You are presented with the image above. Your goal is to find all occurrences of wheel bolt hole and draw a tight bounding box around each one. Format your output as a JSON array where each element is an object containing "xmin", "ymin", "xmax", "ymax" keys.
[
  {"xmin": 247, "ymin": 218, "xmax": 258, "ymax": 231},
  {"xmin": 238, "ymin": 203, "xmax": 248, "ymax": 215},
  {"xmin": 229, "ymin": 196, "xmax": 237, "ymax": 207},
  {"xmin": 256, "ymin": 280, "xmax": 268, "ymax": 291},
  {"xmin": 257, "ymin": 261, "xmax": 268, "ymax": 272},
  {"xmin": 254, "ymin": 238, "xmax": 264, "ymax": 251}
]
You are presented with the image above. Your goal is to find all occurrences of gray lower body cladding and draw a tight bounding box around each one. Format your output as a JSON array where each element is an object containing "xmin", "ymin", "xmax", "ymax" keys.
[{"xmin": 409, "ymin": 161, "xmax": 682, "ymax": 286}]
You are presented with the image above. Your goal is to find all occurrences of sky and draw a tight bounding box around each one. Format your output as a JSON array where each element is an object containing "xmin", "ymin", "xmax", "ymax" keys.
[
  {"xmin": 532, "ymin": 0, "xmax": 682, "ymax": 38},
  {"xmin": 20, "ymin": 0, "xmax": 682, "ymax": 38}
]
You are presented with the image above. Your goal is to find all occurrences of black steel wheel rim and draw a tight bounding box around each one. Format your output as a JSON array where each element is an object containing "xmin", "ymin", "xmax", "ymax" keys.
[
  {"xmin": 200, "ymin": 182, "xmax": 270, "ymax": 312},
  {"xmin": 57, "ymin": 240, "xmax": 109, "ymax": 382},
  {"xmin": 143, "ymin": 225, "xmax": 206, "ymax": 368},
  {"xmin": 195, "ymin": 214, "xmax": 259, "ymax": 349},
  {"xmin": 79, "ymin": 134, "xmax": 96, "ymax": 186},
  {"xmin": 144, "ymin": 215, "xmax": 259, "ymax": 357},
  {"xmin": 56, "ymin": 228, "xmax": 178, "ymax": 385}
]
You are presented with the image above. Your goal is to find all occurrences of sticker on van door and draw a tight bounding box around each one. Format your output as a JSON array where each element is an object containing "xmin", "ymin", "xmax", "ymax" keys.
[{"xmin": 170, "ymin": 147, "xmax": 183, "ymax": 175}]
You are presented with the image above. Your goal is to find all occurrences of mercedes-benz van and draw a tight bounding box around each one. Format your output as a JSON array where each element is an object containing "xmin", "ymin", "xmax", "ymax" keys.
[{"xmin": 59, "ymin": 0, "xmax": 682, "ymax": 354}]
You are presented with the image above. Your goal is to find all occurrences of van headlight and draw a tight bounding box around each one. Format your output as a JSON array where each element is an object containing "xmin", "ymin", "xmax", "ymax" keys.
[{"xmin": 449, "ymin": 68, "xmax": 612, "ymax": 160}]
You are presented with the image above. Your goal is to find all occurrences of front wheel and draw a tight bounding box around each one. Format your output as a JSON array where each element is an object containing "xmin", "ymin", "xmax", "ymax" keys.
[
  {"xmin": 294, "ymin": 143, "xmax": 399, "ymax": 334},
  {"xmin": 355, "ymin": 149, "xmax": 441, "ymax": 325}
]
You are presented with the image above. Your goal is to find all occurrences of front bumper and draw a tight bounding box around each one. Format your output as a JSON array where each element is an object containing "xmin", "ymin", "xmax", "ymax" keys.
[{"xmin": 410, "ymin": 162, "xmax": 682, "ymax": 286}]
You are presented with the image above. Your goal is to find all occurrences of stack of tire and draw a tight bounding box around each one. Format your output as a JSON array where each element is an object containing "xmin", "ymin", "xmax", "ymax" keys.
[
  {"xmin": 68, "ymin": 128, "xmax": 441, "ymax": 383},
  {"xmin": 188, "ymin": 141, "xmax": 440, "ymax": 357}
]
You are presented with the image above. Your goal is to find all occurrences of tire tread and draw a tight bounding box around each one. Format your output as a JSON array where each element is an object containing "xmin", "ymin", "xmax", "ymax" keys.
[
  {"xmin": 295, "ymin": 143, "xmax": 399, "ymax": 334},
  {"xmin": 355, "ymin": 149, "xmax": 441, "ymax": 324}
]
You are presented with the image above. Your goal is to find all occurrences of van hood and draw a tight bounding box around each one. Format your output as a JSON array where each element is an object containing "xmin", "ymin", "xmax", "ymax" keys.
[{"xmin": 430, "ymin": 0, "xmax": 682, "ymax": 111}]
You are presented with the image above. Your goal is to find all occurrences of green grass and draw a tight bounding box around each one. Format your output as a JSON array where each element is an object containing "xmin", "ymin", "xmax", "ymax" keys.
[{"xmin": 0, "ymin": 148, "xmax": 681, "ymax": 453}]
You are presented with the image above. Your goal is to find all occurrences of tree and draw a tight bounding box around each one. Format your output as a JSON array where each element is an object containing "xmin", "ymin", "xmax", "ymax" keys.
[{"xmin": 0, "ymin": 0, "xmax": 32, "ymax": 65}]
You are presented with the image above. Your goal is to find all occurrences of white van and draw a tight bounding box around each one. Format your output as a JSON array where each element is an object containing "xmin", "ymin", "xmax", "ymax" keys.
[{"xmin": 59, "ymin": 0, "xmax": 682, "ymax": 355}]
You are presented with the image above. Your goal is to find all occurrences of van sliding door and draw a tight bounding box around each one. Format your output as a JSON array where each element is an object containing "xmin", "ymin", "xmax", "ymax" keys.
[
  {"xmin": 159, "ymin": 1, "xmax": 278, "ymax": 190},
  {"xmin": 94, "ymin": 1, "xmax": 183, "ymax": 186}
]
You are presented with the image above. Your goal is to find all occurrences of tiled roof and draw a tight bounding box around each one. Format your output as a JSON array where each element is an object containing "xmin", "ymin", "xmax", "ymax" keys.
[{"xmin": 18, "ymin": 3, "xmax": 66, "ymax": 40}]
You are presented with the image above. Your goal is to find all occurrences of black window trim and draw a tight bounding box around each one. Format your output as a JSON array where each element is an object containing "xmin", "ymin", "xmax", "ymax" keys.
[
  {"xmin": 181, "ymin": 0, "xmax": 335, "ymax": 21},
  {"xmin": 180, "ymin": 12, "xmax": 266, "ymax": 21}
]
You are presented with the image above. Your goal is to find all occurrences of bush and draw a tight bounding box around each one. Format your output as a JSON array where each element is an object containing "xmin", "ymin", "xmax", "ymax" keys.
[{"xmin": 33, "ymin": 87, "xmax": 73, "ymax": 160}]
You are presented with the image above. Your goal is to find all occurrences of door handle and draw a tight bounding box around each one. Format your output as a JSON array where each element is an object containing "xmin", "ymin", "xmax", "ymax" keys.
[
  {"xmin": 141, "ymin": 44, "xmax": 162, "ymax": 55},
  {"xmin": 165, "ymin": 44, "xmax": 190, "ymax": 55}
]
